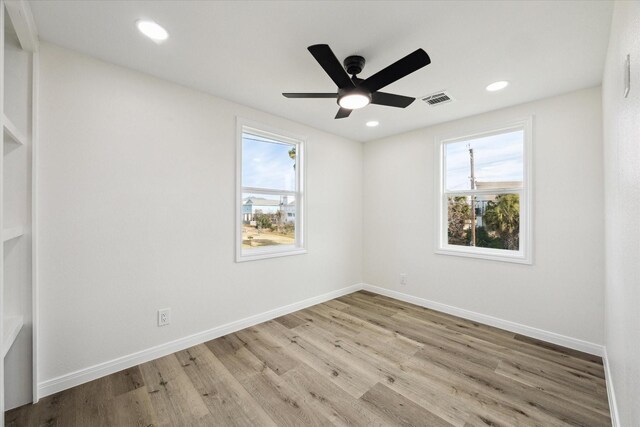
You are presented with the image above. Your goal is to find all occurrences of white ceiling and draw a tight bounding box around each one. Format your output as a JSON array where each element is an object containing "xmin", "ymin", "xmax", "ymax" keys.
[{"xmin": 29, "ymin": 1, "xmax": 613, "ymax": 142}]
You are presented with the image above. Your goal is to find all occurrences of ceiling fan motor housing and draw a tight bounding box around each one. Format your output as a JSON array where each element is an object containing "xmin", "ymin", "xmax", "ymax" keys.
[{"xmin": 343, "ymin": 55, "xmax": 366, "ymax": 76}]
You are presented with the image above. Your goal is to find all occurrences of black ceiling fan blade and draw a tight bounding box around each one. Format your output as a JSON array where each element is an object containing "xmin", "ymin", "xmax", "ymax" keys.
[
  {"xmin": 371, "ymin": 92, "xmax": 416, "ymax": 108},
  {"xmin": 308, "ymin": 44, "xmax": 356, "ymax": 90},
  {"xmin": 360, "ymin": 49, "xmax": 431, "ymax": 92},
  {"xmin": 335, "ymin": 108, "xmax": 352, "ymax": 119},
  {"xmin": 282, "ymin": 93, "xmax": 338, "ymax": 98}
]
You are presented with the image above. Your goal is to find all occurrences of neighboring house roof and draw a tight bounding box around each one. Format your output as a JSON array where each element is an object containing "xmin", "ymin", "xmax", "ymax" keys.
[
  {"xmin": 476, "ymin": 180, "xmax": 522, "ymax": 190},
  {"xmin": 243, "ymin": 197, "xmax": 281, "ymax": 207},
  {"xmin": 243, "ymin": 197, "xmax": 297, "ymax": 206}
]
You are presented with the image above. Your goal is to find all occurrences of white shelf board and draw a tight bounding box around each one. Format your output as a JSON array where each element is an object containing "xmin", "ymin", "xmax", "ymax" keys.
[
  {"xmin": 3, "ymin": 226, "xmax": 25, "ymax": 242},
  {"xmin": 3, "ymin": 315, "xmax": 24, "ymax": 358},
  {"xmin": 3, "ymin": 113, "xmax": 27, "ymax": 145}
]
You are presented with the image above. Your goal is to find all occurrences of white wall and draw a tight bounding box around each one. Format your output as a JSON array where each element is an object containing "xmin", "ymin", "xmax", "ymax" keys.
[
  {"xmin": 36, "ymin": 43, "xmax": 362, "ymax": 386},
  {"xmin": 363, "ymin": 87, "xmax": 604, "ymax": 346},
  {"xmin": 602, "ymin": 2, "xmax": 640, "ymax": 425}
]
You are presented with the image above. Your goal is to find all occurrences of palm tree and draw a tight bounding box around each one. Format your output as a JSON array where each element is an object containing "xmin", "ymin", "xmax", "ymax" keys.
[
  {"xmin": 483, "ymin": 194, "xmax": 520, "ymax": 250},
  {"xmin": 289, "ymin": 147, "xmax": 296, "ymax": 170}
]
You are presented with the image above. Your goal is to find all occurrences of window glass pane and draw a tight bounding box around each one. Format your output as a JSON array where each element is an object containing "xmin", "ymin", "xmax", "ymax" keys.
[
  {"xmin": 242, "ymin": 193, "xmax": 296, "ymax": 249},
  {"xmin": 447, "ymin": 193, "xmax": 520, "ymax": 251},
  {"xmin": 445, "ymin": 130, "xmax": 523, "ymax": 191},
  {"xmin": 242, "ymin": 132, "xmax": 296, "ymax": 191}
]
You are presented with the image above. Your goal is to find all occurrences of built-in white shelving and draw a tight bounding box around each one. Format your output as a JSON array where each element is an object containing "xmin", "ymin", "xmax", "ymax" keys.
[
  {"xmin": 2, "ymin": 315, "xmax": 22, "ymax": 358},
  {"xmin": 2, "ymin": 113, "xmax": 26, "ymax": 145},
  {"xmin": 2, "ymin": 0, "xmax": 38, "ymax": 418},
  {"xmin": 2, "ymin": 225, "xmax": 23, "ymax": 242}
]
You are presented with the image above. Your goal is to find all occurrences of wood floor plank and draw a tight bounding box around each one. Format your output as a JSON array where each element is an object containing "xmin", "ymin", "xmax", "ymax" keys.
[
  {"xmin": 372, "ymin": 294, "xmax": 518, "ymax": 341},
  {"xmin": 7, "ymin": 291, "xmax": 611, "ymax": 427},
  {"xmin": 310, "ymin": 302, "xmax": 422, "ymax": 346},
  {"xmin": 381, "ymin": 365, "xmax": 481, "ymax": 427},
  {"xmin": 207, "ymin": 343, "xmax": 331, "ymax": 426},
  {"xmin": 18, "ymin": 366, "xmax": 146, "ymax": 427},
  {"xmin": 138, "ymin": 353, "xmax": 210, "ymax": 427},
  {"xmin": 102, "ymin": 387, "xmax": 157, "ymax": 427},
  {"xmin": 322, "ymin": 298, "xmax": 351, "ymax": 311},
  {"xmin": 281, "ymin": 366, "xmax": 389, "ymax": 426},
  {"xmin": 303, "ymin": 304, "xmax": 423, "ymax": 361},
  {"xmin": 253, "ymin": 320, "xmax": 379, "ymax": 398},
  {"xmin": 273, "ymin": 313, "xmax": 307, "ymax": 329},
  {"xmin": 494, "ymin": 359, "xmax": 610, "ymax": 414},
  {"xmin": 393, "ymin": 309, "xmax": 606, "ymax": 380},
  {"xmin": 174, "ymin": 344, "xmax": 277, "ymax": 426},
  {"xmin": 292, "ymin": 321, "xmax": 408, "ymax": 385},
  {"xmin": 372, "ymin": 294, "xmax": 605, "ymax": 378},
  {"xmin": 5, "ymin": 391, "xmax": 76, "ymax": 427},
  {"xmin": 336, "ymin": 293, "xmax": 399, "ymax": 317},
  {"xmin": 514, "ymin": 334, "xmax": 603, "ymax": 364},
  {"xmin": 360, "ymin": 382, "xmax": 453, "ymax": 427},
  {"xmin": 410, "ymin": 348, "xmax": 573, "ymax": 426},
  {"xmin": 299, "ymin": 305, "xmax": 364, "ymax": 336},
  {"xmin": 394, "ymin": 316, "xmax": 502, "ymax": 371},
  {"xmin": 233, "ymin": 326, "xmax": 301, "ymax": 375},
  {"xmin": 393, "ymin": 308, "xmax": 606, "ymax": 389},
  {"xmin": 378, "ymin": 340, "xmax": 562, "ymax": 426},
  {"xmin": 411, "ymin": 344, "xmax": 611, "ymax": 426}
]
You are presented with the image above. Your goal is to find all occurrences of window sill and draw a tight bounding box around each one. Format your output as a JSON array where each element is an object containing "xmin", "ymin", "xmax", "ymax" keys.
[
  {"xmin": 236, "ymin": 247, "xmax": 307, "ymax": 263},
  {"xmin": 435, "ymin": 246, "xmax": 532, "ymax": 265}
]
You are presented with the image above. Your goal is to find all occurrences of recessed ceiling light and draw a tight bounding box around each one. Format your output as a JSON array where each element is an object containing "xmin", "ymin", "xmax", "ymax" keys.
[
  {"xmin": 366, "ymin": 121, "xmax": 379, "ymax": 127},
  {"xmin": 486, "ymin": 81, "xmax": 509, "ymax": 92},
  {"xmin": 136, "ymin": 20, "xmax": 169, "ymax": 43}
]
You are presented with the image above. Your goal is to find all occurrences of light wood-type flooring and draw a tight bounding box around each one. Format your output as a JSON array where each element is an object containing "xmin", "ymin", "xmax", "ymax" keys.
[{"xmin": 6, "ymin": 291, "xmax": 611, "ymax": 426}]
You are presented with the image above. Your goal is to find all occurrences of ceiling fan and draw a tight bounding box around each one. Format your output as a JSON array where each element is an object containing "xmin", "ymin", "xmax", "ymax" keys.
[{"xmin": 283, "ymin": 44, "xmax": 431, "ymax": 119}]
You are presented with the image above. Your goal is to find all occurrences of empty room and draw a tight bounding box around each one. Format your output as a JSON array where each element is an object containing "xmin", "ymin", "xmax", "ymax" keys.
[{"xmin": 0, "ymin": 0, "xmax": 637, "ymax": 426}]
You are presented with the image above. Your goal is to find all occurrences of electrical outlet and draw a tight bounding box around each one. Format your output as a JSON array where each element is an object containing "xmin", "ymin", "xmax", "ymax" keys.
[
  {"xmin": 400, "ymin": 273, "xmax": 407, "ymax": 286},
  {"xmin": 158, "ymin": 308, "xmax": 171, "ymax": 326}
]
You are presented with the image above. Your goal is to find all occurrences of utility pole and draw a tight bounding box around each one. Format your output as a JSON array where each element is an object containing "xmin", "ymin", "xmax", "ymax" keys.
[{"xmin": 469, "ymin": 146, "xmax": 476, "ymax": 246}]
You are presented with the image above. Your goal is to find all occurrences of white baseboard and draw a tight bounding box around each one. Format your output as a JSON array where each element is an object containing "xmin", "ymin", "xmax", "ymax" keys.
[
  {"xmin": 37, "ymin": 283, "xmax": 363, "ymax": 398},
  {"xmin": 602, "ymin": 347, "xmax": 620, "ymax": 427},
  {"xmin": 362, "ymin": 284, "xmax": 604, "ymax": 356}
]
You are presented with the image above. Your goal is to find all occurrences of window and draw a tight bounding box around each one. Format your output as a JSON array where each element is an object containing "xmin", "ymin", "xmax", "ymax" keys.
[
  {"xmin": 435, "ymin": 118, "xmax": 532, "ymax": 263},
  {"xmin": 236, "ymin": 119, "xmax": 305, "ymax": 262}
]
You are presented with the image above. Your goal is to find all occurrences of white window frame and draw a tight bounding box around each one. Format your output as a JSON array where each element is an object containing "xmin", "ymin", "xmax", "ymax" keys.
[
  {"xmin": 435, "ymin": 117, "xmax": 533, "ymax": 264},
  {"xmin": 236, "ymin": 118, "xmax": 307, "ymax": 262}
]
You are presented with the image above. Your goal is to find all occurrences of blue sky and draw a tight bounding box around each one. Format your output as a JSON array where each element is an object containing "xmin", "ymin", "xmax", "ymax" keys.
[
  {"xmin": 242, "ymin": 133, "xmax": 296, "ymax": 191},
  {"xmin": 241, "ymin": 129, "xmax": 521, "ymax": 192},
  {"xmin": 445, "ymin": 130, "xmax": 523, "ymax": 191}
]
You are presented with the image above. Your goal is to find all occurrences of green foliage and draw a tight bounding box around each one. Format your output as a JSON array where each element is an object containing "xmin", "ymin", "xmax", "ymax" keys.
[
  {"xmin": 283, "ymin": 222, "xmax": 295, "ymax": 233},
  {"xmin": 255, "ymin": 213, "xmax": 272, "ymax": 230},
  {"xmin": 471, "ymin": 226, "xmax": 503, "ymax": 249},
  {"xmin": 483, "ymin": 194, "xmax": 520, "ymax": 250},
  {"xmin": 448, "ymin": 196, "xmax": 471, "ymax": 245}
]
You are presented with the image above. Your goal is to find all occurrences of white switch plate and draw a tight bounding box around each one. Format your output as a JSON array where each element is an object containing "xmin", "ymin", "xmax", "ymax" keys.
[{"xmin": 158, "ymin": 308, "xmax": 171, "ymax": 326}]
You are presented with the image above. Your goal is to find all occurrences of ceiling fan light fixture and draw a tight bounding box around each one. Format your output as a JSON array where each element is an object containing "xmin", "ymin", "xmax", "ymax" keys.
[{"xmin": 338, "ymin": 93, "xmax": 371, "ymax": 110}]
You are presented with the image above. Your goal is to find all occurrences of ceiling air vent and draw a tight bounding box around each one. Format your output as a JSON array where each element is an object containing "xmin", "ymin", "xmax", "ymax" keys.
[{"xmin": 421, "ymin": 91, "xmax": 453, "ymax": 106}]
